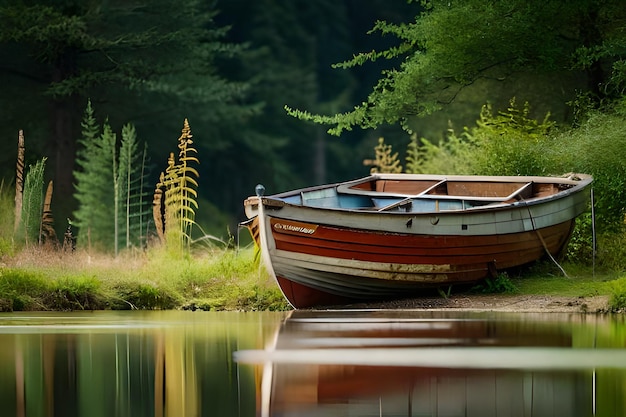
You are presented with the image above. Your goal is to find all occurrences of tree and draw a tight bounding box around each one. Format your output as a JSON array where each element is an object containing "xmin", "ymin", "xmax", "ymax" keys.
[
  {"xmin": 287, "ymin": 0, "xmax": 626, "ymax": 136},
  {"xmin": 73, "ymin": 116, "xmax": 116, "ymax": 251},
  {"xmin": 0, "ymin": 0, "xmax": 252, "ymax": 225},
  {"xmin": 73, "ymin": 102, "xmax": 150, "ymax": 253}
]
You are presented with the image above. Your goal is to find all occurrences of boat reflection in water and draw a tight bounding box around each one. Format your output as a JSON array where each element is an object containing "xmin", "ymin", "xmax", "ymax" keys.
[{"xmin": 234, "ymin": 310, "xmax": 626, "ymax": 417}]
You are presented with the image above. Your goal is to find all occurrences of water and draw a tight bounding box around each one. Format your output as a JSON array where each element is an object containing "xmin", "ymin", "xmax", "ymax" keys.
[{"xmin": 0, "ymin": 310, "xmax": 624, "ymax": 417}]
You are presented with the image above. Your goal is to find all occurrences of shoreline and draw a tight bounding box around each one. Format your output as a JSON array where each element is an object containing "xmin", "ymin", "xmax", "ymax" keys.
[{"xmin": 329, "ymin": 294, "xmax": 611, "ymax": 313}]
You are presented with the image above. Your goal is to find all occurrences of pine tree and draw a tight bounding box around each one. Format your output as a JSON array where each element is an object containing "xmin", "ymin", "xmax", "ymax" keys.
[
  {"xmin": 74, "ymin": 102, "xmax": 150, "ymax": 253},
  {"xmin": 74, "ymin": 121, "xmax": 116, "ymax": 251}
]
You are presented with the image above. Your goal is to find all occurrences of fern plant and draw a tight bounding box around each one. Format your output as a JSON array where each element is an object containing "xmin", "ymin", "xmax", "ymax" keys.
[
  {"xmin": 116, "ymin": 123, "xmax": 152, "ymax": 252},
  {"xmin": 363, "ymin": 137, "xmax": 402, "ymax": 174},
  {"xmin": 153, "ymin": 119, "xmax": 200, "ymax": 253},
  {"xmin": 19, "ymin": 158, "xmax": 46, "ymax": 246}
]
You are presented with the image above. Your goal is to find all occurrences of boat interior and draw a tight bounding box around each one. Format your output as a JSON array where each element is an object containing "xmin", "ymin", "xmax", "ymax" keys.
[{"xmin": 278, "ymin": 177, "xmax": 575, "ymax": 212}]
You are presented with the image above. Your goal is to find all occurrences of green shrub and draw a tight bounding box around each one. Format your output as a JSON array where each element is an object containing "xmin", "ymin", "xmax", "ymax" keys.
[
  {"xmin": 547, "ymin": 105, "xmax": 626, "ymax": 232},
  {"xmin": 467, "ymin": 100, "xmax": 553, "ymax": 176},
  {"xmin": 564, "ymin": 213, "xmax": 595, "ymax": 263},
  {"xmin": 595, "ymin": 231, "xmax": 626, "ymax": 271},
  {"xmin": 608, "ymin": 277, "xmax": 626, "ymax": 312},
  {"xmin": 473, "ymin": 272, "xmax": 518, "ymax": 294}
]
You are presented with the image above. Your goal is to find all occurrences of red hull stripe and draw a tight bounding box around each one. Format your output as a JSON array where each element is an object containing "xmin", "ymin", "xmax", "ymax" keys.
[{"xmin": 270, "ymin": 218, "xmax": 572, "ymax": 267}]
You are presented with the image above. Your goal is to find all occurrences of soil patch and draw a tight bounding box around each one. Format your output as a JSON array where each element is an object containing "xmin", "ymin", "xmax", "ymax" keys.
[{"xmin": 336, "ymin": 294, "xmax": 610, "ymax": 313}]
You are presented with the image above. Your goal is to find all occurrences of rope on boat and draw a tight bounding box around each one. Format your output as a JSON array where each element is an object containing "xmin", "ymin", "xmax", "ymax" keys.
[{"xmin": 521, "ymin": 199, "xmax": 570, "ymax": 278}]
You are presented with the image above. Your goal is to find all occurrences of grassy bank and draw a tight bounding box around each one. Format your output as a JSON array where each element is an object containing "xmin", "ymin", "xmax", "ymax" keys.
[
  {"xmin": 470, "ymin": 261, "xmax": 626, "ymax": 312},
  {"xmin": 0, "ymin": 246, "xmax": 290, "ymax": 312},
  {"xmin": 1, "ymin": 245, "xmax": 625, "ymax": 312}
]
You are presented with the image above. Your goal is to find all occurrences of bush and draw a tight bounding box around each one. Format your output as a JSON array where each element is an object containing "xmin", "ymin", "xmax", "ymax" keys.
[
  {"xmin": 595, "ymin": 231, "xmax": 626, "ymax": 272},
  {"xmin": 564, "ymin": 213, "xmax": 595, "ymax": 263},
  {"xmin": 608, "ymin": 277, "xmax": 626, "ymax": 312},
  {"xmin": 548, "ymin": 104, "xmax": 626, "ymax": 232},
  {"xmin": 473, "ymin": 272, "xmax": 518, "ymax": 294}
]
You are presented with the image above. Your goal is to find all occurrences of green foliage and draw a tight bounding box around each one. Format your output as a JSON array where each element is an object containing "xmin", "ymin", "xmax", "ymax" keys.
[
  {"xmin": 608, "ymin": 277, "xmax": 626, "ymax": 311},
  {"xmin": 546, "ymin": 103, "xmax": 626, "ymax": 231},
  {"xmin": 235, "ymin": 285, "xmax": 290, "ymax": 311},
  {"xmin": 288, "ymin": 0, "xmax": 625, "ymax": 136},
  {"xmin": 154, "ymin": 119, "xmax": 200, "ymax": 253},
  {"xmin": 467, "ymin": 100, "xmax": 554, "ymax": 176},
  {"xmin": 116, "ymin": 123, "xmax": 151, "ymax": 252},
  {"xmin": 73, "ymin": 102, "xmax": 112, "ymax": 250},
  {"xmin": 473, "ymin": 273, "xmax": 518, "ymax": 294},
  {"xmin": 47, "ymin": 276, "xmax": 105, "ymax": 310},
  {"xmin": 112, "ymin": 281, "xmax": 179, "ymax": 310},
  {"xmin": 0, "ymin": 268, "xmax": 49, "ymax": 311},
  {"xmin": 405, "ymin": 130, "xmax": 475, "ymax": 174},
  {"xmin": 18, "ymin": 158, "xmax": 46, "ymax": 245},
  {"xmin": 594, "ymin": 231, "xmax": 626, "ymax": 272},
  {"xmin": 73, "ymin": 101, "xmax": 150, "ymax": 253},
  {"xmin": 564, "ymin": 213, "xmax": 595, "ymax": 263}
]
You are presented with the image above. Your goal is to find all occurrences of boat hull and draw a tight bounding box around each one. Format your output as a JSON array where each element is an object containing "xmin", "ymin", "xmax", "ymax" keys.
[
  {"xmin": 265, "ymin": 218, "xmax": 575, "ymax": 308},
  {"xmin": 244, "ymin": 174, "xmax": 592, "ymax": 308}
]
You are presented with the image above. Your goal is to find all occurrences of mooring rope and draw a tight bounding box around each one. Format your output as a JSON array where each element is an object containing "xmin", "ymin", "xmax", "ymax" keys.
[{"xmin": 521, "ymin": 198, "xmax": 570, "ymax": 278}]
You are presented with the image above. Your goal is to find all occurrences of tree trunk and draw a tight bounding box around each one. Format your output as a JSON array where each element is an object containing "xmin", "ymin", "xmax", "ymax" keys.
[{"xmin": 48, "ymin": 54, "xmax": 79, "ymax": 227}]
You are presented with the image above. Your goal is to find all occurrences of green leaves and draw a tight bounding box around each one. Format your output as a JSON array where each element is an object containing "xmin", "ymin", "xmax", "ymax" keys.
[
  {"xmin": 73, "ymin": 101, "xmax": 151, "ymax": 253},
  {"xmin": 288, "ymin": 0, "xmax": 626, "ymax": 136},
  {"xmin": 19, "ymin": 158, "xmax": 46, "ymax": 245}
]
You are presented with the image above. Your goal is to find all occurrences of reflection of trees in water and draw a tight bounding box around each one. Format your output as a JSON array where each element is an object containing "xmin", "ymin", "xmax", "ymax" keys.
[
  {"xmin": 13, "ymin": 335, "xmax": 56, "ymax": 417},
  {"xmin": 155, "ymin": 330, "xmax": 199, "ymax": 417},
  {"xmin": 2, "ymin": 314, "xmax": 282, "ymax": 417}
]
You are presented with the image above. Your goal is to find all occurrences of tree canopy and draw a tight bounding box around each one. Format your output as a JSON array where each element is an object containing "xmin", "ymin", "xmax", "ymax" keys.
[{"xmin": 287, "ymin": 0, "xmax": 626, "ymax": 135}]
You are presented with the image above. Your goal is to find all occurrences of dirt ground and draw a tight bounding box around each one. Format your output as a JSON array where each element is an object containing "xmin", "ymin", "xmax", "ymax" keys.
[{"xmin": 338, "ymin": 294, "xmax": 611, "ymax": 313}]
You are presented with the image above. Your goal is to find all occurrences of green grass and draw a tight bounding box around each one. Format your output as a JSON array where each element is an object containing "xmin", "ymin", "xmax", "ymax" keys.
[
  {"xmin": 508, "ymin": 261, "xmax": 616, "ymax": 297},
  {"xmin": 0, "ymin": 246, "xmax": 289, "ymax": 312}
]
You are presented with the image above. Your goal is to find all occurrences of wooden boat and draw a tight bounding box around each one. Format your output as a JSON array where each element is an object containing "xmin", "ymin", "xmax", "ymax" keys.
[{"xmin": 243, "ymin": 173, "xmax": 592, "ymax": 308}]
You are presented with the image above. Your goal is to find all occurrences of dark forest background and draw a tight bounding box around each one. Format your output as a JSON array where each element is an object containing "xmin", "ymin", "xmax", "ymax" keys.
[
  {"xmin": 0, "ymin": 0, "xmax": 418, "ymax": 238},
  {"xmin": 0, "ymin": 0, "xmax": 621, "ymax": 240}
]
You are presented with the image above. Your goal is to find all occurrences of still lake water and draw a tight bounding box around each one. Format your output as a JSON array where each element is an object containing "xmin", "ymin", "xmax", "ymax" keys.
[{"xmin": 0, "ymin": 310, "xmax": 624, "ymax": 417}]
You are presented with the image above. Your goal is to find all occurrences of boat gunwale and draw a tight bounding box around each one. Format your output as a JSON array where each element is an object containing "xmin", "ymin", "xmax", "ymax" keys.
[{"xmin": 245, "ymin": 174, "xmax": 592, "ymax": 215}]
